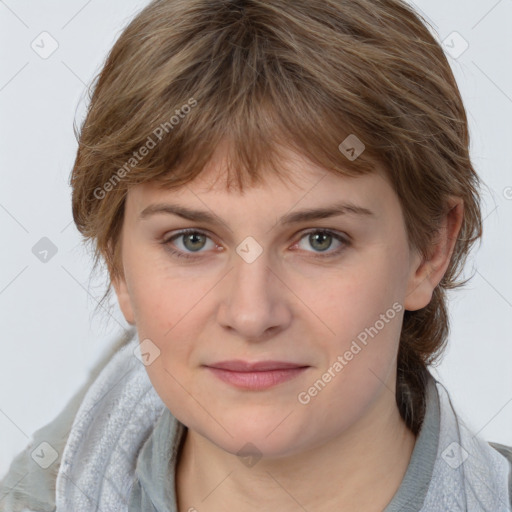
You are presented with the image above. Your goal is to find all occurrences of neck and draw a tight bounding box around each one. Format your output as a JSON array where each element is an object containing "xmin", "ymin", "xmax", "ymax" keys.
[{"xmin": 176, "ymin": 387, "xmax": 416, "ymax": 512}]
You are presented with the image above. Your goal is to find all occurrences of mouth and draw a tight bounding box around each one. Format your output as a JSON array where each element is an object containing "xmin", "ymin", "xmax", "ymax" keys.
[{"xmin": 204, "ymin": 360, "xmax": 310, "ymax": 390}]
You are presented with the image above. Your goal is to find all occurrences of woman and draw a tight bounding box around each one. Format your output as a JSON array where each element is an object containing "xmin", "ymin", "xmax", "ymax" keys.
[{"xmin": 1, "ymin": 0, "xmax": 510, "ymax": 510}]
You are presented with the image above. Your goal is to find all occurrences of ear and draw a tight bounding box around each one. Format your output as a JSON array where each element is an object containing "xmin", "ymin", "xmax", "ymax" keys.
[
  {"xmin": 112, "ymin": 273, "xmax": 136, "ymax": 325},
  {"xmin": 404, "ymin": 197, "xmax": 464, "ymax": 311},
  {"xmin": 109, "ymin": 239, "xmax": 136, "ymax": 325}
]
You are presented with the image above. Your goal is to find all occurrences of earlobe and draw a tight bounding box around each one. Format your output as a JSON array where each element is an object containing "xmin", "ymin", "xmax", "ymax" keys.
[{"xmin": 404, "ymin": 198, "xmax": 464, "ymax": 311}]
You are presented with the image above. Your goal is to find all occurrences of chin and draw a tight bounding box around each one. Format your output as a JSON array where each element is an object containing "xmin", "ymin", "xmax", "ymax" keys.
[{"xmin": 193, "ymin": 416, "xmax": 310, "ymax": 461}]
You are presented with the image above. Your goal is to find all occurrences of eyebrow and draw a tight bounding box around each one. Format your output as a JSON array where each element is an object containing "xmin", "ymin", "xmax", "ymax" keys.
[{"xmin": 138, "ymin": 201, "xmax": 375, "ymax": 228}]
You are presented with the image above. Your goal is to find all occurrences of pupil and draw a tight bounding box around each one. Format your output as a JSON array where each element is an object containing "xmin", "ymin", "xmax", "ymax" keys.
[
  {"xmin": 311, "ymin": 232, "xmax": 331, "ymax": 251},
  {"xmin": 184, "ymin": 233, "xmax": 205, "ymax": 251}
]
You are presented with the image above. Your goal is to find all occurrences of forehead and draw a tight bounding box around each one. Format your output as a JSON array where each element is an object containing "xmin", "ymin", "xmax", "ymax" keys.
[{"xmin": 127, "ymin": 144, "xmax": 393, "ymax": 211}]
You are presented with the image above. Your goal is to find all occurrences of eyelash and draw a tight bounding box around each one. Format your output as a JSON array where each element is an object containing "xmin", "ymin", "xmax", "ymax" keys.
[{"xmin": 161, "ymin": 228, "xmax": 350, "ymax": 261}]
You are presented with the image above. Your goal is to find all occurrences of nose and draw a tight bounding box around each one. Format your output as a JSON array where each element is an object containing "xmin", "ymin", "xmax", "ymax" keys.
[{"xmin": 216, "ymin": 249, "xmax": 292, "ymax": 342}]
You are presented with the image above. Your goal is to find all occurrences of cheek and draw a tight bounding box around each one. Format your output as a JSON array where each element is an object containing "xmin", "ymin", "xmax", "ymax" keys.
[
  {"xmin": 293, "ymin": 248, "xmax": 406, "ymax": 404},
  {"xmin": 123, "ymin": 245, "xmax": 201, "ymax": 331},
  {"xmin": 133, "ymin": 294, "xmax": 204, "ymax": 423},
  {"xmin": 299, "ymin": 251, "xmax": 405, "ymax": 341}
]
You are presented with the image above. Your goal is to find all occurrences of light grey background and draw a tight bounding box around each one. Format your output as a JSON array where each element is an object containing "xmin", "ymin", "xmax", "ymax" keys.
[{"xmin": 1, "ymin": 0, "xmax": 511, "ymax": 479}]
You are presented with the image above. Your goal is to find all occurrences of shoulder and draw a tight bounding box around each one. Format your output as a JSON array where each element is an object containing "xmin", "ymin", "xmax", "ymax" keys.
[
  {"xmin": 489, "ymin": 442, "xmax": 512, "ymax": 509},
  {"xmin": 0, "ymin": 329, "xmax": 134, "ymax": 512},
  {"xmin": 490, "ymin": 442, "xmax": 512, "ymax": 479},
  {"xmin": 491, "ymin": 442, "xmax": 512, "ymax": 462}
]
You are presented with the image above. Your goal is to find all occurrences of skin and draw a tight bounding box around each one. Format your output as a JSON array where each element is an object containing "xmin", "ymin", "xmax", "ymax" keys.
[{"xmin": 113, "ymin": 143, "xmax": 463, "ymax": 511}]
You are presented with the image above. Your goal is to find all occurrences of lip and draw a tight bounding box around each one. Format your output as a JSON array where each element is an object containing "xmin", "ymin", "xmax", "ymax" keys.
[
  {"xmin": 207, "ymin": 360, "xmax": 307, "ymax": 371},
  {"xmin": 204, "ymin": 360, "xmax": 310, "ymax": 390}
]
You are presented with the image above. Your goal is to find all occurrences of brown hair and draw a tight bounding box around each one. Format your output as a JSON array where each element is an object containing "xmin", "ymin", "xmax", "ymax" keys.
[{"xmin": 70, "ymin": 0, "xmax": 482, "ymax": 434}]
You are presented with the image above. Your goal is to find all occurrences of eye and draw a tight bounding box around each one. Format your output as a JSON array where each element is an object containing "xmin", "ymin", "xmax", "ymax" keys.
[
  {"xmin": 293, "ymin": 229, "xmax": 349, "ymax": 258},
  {"xmin": 162, "ymin": 229, "xmax": 218, "ymax": 260}
]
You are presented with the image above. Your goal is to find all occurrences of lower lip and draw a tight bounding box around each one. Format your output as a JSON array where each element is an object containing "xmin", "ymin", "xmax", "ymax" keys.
[{"xmin": 206, "ymin": 367, "xmax": 308, "ymax": 390}]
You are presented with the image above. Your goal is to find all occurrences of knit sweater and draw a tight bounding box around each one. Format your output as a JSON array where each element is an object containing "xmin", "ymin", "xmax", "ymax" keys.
[{"xmin": 1, "ymin": 328, "xmax": 511, "ymax": 512}]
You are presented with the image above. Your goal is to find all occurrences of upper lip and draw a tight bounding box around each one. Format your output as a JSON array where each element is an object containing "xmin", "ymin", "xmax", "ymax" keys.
[{"xmin": 206, "ymin": 360, "xmax": 308, "ymax": 372}]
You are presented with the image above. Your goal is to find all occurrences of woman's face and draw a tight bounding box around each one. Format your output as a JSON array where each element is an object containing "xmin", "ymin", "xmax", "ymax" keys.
[{"xmin": 113, "ymin": 145, "xmax": 430, "ymax": 458}]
